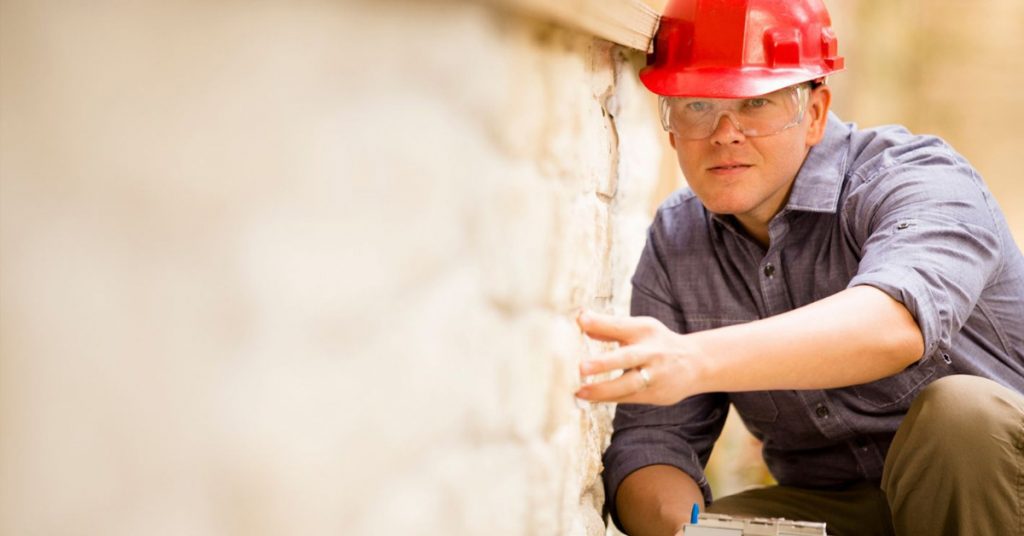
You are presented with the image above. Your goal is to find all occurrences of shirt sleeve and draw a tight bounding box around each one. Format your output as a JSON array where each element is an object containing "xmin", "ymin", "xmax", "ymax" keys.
[
  {"xmin": 846, "ymin": 153, "xmax": 1004, "ymax": 359},
  {"xmin": 602, "ymin": 221, "xmax": 729, "ymax": 531}
]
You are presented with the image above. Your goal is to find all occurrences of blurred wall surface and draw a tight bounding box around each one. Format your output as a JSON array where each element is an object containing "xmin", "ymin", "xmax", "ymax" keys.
[{"xmin": 0, "ymin": 1, "xmax": 662, "ymax": 534}]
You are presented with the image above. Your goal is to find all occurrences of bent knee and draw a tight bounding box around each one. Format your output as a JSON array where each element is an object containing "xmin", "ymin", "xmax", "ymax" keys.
[{"xmin": 906, "ymin": 375, "xmax": 1023, "ymax": 443}]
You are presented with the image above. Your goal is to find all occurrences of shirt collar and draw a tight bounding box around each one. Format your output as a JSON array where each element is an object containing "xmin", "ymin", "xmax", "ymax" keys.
[{"xmin": 782, "ymin": 111, "xmax": 851, "ymax": 214}]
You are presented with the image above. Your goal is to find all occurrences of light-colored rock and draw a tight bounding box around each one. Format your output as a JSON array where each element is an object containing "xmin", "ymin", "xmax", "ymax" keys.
[{"xmin": 0, "ymin": 1, "xmax": 661, "ymax": 535}]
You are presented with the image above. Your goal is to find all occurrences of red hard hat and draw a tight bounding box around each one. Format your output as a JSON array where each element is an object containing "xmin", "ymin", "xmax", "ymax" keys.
[{"xmin": 640, "ymin": 0, "xmax": 845, "ymax": 98}]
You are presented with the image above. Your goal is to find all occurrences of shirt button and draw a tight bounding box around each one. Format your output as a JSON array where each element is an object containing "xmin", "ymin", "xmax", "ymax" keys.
[
  {"xmin": 763, "ymin": 263, "xmax": 776, "ymax": 278},
  {"xmin": 815, "ymin": 405, "xmax": 830, "ymax": 418}
]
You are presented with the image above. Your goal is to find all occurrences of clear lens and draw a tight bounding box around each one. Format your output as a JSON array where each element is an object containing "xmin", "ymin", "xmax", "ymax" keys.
[{"xmin": 660, "ymin": 84, "xmax": 810, "ymax": 140}]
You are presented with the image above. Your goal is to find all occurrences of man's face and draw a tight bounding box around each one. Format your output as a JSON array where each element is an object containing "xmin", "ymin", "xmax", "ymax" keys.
[{"xmin": 667, "ymin": 85, "xmax": 832, "ymax": 233}]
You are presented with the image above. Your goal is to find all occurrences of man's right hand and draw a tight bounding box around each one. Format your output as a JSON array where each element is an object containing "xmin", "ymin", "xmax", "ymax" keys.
[{"xmin": 616, "ymin": 465, "xmax": 705, "ymax": 536}]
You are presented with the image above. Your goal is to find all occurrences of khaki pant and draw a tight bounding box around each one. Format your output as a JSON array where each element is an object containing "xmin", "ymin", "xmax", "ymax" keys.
[{"xmin": 707, "ymin": 375, "xmax": 1024, "ymax": 536}]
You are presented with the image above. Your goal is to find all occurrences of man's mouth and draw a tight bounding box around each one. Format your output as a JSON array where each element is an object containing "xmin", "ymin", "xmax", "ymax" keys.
[{"xmin": 708, "ymin": 163, "xmax": 753, "ymax": 173}]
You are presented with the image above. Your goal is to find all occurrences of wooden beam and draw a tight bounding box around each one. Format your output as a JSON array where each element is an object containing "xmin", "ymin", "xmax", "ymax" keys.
[{"xmin": 483, "ymin": 0, "xmax": 663, "ymax": 52}]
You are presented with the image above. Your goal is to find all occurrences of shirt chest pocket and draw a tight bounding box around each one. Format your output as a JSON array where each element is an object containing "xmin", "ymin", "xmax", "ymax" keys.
[
  {"xmin": 730, "ymin": 391, "xmax": 780, "ymax": 424},
  {"xmin": 845, "ymin": 355, "xmax": 940, "ymax": 409}
]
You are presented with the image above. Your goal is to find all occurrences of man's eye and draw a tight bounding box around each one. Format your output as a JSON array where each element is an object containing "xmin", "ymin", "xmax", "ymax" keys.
[
  {"xmin": 685, "ymin": 101, "xmax": 711, "ymax": 112},
  {"xmin": 745, "ymin": 98, "xmax": 770, "ymax": 108}
]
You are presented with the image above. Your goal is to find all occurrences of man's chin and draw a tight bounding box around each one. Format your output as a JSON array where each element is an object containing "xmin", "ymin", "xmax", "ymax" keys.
[{"xmin": 697, "ymin": 199, "xmax": 753, "ymax": 217}]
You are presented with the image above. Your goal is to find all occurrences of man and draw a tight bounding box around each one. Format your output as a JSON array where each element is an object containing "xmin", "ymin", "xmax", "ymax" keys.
[{"xmin": 574, "ymin": 1, "xmax": 1024, "ymax": 535}]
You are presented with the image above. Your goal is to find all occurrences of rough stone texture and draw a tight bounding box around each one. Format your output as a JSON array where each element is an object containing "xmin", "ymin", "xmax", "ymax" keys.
[{"xmin": 0, "ymin": 1, "xmax": 661, "ymax": 535}]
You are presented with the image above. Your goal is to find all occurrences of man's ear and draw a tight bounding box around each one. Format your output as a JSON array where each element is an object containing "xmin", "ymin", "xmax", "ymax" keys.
[
  {"xmin": 668, "ymin": 131, "xmax": 677, "ymax": 149},
  {"xmin": 805, "ymin": 85, "xmax": 832, "ymax": 147}
]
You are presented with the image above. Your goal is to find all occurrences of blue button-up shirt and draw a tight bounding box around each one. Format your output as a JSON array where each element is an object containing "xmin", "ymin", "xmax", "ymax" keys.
[{"xmin": 603, "ymin": 112, "xmax": 1024, "ymax": 526}]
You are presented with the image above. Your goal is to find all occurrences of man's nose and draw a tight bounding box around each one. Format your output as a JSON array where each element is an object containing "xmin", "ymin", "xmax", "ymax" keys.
[{"xmin": 708, "ymin": 112, "xmax": 745, "ymax": 145}]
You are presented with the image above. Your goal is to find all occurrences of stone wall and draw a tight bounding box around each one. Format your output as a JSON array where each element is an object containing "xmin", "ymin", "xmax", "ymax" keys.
[{"xmin": 0, "ymin": 1, "xmax": 662, "ymax": 535}]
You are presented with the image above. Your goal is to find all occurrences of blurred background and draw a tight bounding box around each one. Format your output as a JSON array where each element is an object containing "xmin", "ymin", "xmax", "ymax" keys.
[{"xmin": 1, "ymin": 0, "xmax": 1021, "ymax": 535}]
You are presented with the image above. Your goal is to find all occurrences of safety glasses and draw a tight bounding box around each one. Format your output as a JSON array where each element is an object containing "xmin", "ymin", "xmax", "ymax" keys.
[{"xmin": 660, "ymin": 84, "xmax": 811, "ymax": 140}]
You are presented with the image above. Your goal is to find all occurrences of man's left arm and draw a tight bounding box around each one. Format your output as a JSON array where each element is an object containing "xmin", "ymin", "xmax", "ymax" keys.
[{"xmin": 575, "ymin": 285, "xmax": 923, "ymax": 405}]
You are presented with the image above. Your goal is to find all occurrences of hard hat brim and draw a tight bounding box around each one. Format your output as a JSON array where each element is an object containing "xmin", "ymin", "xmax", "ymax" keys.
[{"xmin": 639, "ymin": 65, "xmax": 842, "ymax": 99}]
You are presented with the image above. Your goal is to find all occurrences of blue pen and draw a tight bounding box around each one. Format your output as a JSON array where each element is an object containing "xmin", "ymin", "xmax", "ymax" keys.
[{"xmin": 690, "ymin": 503, "xmax": 699, "ymax": 524}]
